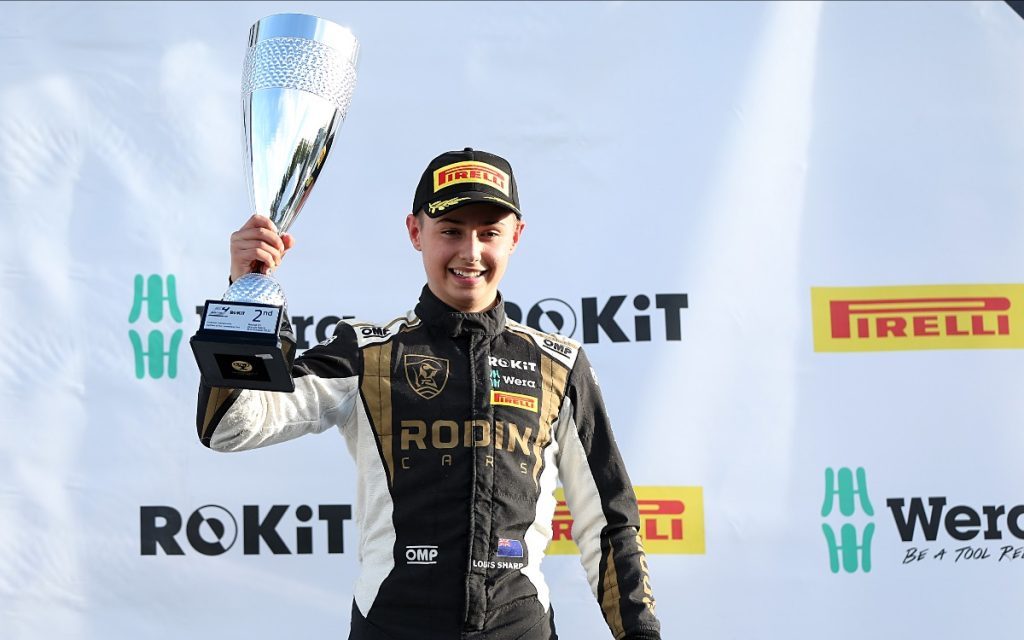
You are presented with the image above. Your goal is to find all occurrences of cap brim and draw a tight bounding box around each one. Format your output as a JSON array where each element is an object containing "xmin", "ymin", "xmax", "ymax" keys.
[{"xmin": 423, "ymin": 191, "xmax": 521, "ymax": 219}]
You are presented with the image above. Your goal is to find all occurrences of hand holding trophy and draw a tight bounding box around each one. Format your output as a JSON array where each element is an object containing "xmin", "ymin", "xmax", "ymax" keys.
[{"xmin": 191, "ymin": 13, "xmax": 359, "ymax": 392}]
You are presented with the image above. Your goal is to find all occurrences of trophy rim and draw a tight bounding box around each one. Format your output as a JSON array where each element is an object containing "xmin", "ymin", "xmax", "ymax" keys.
[{"xmin": 249, "ymin": 13, "xmax": 359, "ymax": 66}]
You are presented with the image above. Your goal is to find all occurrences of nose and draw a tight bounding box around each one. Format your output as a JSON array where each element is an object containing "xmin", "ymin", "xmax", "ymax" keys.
[{"xmin": 460, "ymin": 233, "xmax": 483, "ymax": 263}]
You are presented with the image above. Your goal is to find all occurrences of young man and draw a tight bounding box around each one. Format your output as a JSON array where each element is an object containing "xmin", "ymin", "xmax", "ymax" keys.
[{"xmin": 196, "ymin": 148, "xmax": 662, "ymax": 640}]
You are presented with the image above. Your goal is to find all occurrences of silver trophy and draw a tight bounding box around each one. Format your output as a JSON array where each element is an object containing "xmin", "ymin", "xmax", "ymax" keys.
[{"xmin": 191, "ymin": 13, "xmax": 359, "ymax": 392}]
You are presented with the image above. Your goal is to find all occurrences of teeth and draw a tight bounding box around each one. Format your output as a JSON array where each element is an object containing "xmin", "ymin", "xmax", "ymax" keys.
[{"xmin": 453, "ymin": 269, "xmax": 484, "ymax": 278}]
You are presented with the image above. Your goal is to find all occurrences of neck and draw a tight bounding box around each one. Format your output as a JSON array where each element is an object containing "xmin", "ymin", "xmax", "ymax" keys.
[{"xmin": 426, "ymin": 284, "xmax": 497, "ymax": 313}]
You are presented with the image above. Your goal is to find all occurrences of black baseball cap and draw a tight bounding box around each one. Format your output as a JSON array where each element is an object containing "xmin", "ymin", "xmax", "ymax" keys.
[{"xmin": 412, "ymin": 147, "xmax": 521, "ymax": 218}]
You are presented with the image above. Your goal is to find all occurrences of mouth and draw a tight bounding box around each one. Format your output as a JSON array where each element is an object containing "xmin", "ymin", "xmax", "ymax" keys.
[{"xmin": 450, "ymin": 267, "xmax": 487, "ymax": 282}]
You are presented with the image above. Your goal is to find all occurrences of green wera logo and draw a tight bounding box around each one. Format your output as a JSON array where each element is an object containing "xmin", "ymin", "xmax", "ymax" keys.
[
  {"xmin": 821, "ymin": 467, "xmax": 875, "ymax": 574},
  {"xmin": 128, "ymin": 274, "xmax": 183, "ymax": 379}
]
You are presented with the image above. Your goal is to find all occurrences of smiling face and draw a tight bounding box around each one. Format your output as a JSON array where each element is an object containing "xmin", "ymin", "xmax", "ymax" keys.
[{"xmin": 406, "ymin": 203, "xmax": 525, "ymax": 313}]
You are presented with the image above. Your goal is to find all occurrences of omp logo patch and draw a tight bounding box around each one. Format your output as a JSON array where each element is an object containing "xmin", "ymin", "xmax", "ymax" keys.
[
  {"xmin": 405, "ymin": 545, "xmax": 439, "ymax": 565},
  {"xmin": 490, "ymin": 390, "xmax": 538, "ymax": 413},
  {"xmin": 433, "ymin": 161, "xmax": 509, "ymax": 196},
  {"xmin": 811, "ymin": 285, "xmax": 1024, "ymax": 352},
  {"xmin": 548, "ymin": 487, "xmax": 704, "ymax": 555},
  {"xmin": 404, "ymin": 354, "xmax": 450, "ymax": 400}
]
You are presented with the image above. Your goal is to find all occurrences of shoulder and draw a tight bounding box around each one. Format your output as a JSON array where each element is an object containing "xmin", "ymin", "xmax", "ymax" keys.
[
  {"xmin": 344, "ymin": 309, "xmax": 423, "ymax": 349},
  {"xmin": 505, "ymin": 318, "xmax": 581, "ymax": 370}
]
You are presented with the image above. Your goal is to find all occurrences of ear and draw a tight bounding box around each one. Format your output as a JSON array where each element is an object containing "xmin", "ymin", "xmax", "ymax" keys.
[
  {"xmin": 406, "ymin": 213, "xmax": 422, "ymax": 251},
  {"xmin": 508, "ymin": 219, "xmax": 525, "ymax": 254}
]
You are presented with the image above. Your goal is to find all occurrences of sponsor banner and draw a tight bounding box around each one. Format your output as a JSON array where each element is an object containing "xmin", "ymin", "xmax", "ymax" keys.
[
  {"xmin": 548, "ymin": 486, "xmax": 704, "ymax": 555},
  {"xmin": 811, "ymin": 284, "xmax": 1024, "ymax": 352},
  {"xmin": 9, "ymin": 2, "xmax": 1024, "ymax": 637}
]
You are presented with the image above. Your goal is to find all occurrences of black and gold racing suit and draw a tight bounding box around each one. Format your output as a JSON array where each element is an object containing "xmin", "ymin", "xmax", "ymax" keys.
[{"xmin": 197, "ymin": 286, "xmax": 661, "ymax": 640}]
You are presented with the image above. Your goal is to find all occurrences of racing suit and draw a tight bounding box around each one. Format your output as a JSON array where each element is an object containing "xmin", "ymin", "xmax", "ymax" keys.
[{"xmin": 196, "ymin": 286, "xmax": 662, "ymax": 640}]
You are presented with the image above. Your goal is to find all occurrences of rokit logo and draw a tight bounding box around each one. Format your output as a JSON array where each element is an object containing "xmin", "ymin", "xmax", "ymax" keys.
[
  {"xmin": 140, "ymin": 504, "xmax": 351, "ymax": 555},
  {"xmin": 505, "ymin": 294, "xmax": 688, "ymax": 343}
]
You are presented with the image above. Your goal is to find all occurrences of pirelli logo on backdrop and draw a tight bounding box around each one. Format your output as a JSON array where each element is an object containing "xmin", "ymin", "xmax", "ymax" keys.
[
  {"xmin": 433, "ymin": 161, "xmax": 510, "ymax": 196},
  {"xmin": 811, "ymin": 285, "xmax": 1024, "ymax": 352},
  {"xmin": 490, "ymin": 390, "xmax": 538, "ymax": 413},
  {"xmin": 547, "ymin": 487, "xmax": 704, "ymax": 555}
]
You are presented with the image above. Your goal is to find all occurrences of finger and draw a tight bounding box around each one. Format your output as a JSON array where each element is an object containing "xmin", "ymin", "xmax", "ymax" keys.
[
  {"xmin": 234, "ymin": 237, "xmax": 283, "ymax": 253},
  {"xmin": 243, "ymin": 214, "xmax": 278, "ymax": 234},
  {"xmin": 232, "ymin": 226, "xmax": 284, "ymax": 251},
  {"xmin": 235, "ymin": 241, "xmax": 283, "ymax": 265},
  {"xmin": 281, "ymin": 233, "xmax": 295, "ymax": 251},
  {"xmin": 247, "ymin": 247, "xmax": 280, "ymax": 270}
]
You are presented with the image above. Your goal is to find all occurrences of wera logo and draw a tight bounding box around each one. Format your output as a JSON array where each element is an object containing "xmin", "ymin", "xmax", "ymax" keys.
[
  {"xmin": 886, "ymin": 497, "xmax": 1024, "ymax": 542},
  {"xmin": 140, "ymin": 504, "xmax": 352, "ymax": 555},
  {"xmin": 821, "ymin": 467, "xmax": 875, "ymax": 574},
  {"xmin": 886, "ymin": 493, "xmax": 1024, "ymax": 565},
  {"xmin": 505, "ymin": 294, "xmax": 688, "ymax": 344},
  {"xmin": 128, "ymin": 274, "xmax": 183, "ymax": 379}
]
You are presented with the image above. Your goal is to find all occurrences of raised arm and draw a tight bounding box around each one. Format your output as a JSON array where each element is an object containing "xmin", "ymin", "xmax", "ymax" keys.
[{"xmin": 196, "ymin": 215, "xmax": 358, "ymax": 451}]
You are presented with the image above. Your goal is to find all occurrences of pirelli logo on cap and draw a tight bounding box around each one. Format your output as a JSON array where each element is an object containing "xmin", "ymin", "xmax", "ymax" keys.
[
  {"xmin": 547, "ymin": 486, "xmax": 704, "ymax": 555},
  {"xmin": 811, "ymin": 285, "xmax": 1024, "ymax": 352},
  {"xmin": 490, "ymin": 390, "xmax": 538, "ymax": 413},
  {"xmin": 434, "ymin": 161, "xmax": 510, "ymax": 196}
]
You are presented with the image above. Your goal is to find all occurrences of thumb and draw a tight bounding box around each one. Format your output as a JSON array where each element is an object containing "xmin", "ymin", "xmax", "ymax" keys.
[{"xmin": 282, "ymin": 233, "xmax": 296, "ymax": 251}]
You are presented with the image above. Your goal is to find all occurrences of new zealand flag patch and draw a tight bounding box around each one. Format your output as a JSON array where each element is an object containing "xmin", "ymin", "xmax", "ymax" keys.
[{"xmin": 496, "ymin": 538, "xmax": 524, "ymax": 558}]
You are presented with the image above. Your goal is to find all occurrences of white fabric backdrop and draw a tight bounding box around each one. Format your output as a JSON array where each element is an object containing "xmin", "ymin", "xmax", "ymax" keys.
[{"xmin": 2, "ymin": 1, "xmax": 1024, "ymax": 638}]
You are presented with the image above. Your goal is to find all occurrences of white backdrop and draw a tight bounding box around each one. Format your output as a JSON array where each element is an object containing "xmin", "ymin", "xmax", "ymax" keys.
[{"xmin": 3, "ymin": 1, "xmax": 1024, "ymax": 638}]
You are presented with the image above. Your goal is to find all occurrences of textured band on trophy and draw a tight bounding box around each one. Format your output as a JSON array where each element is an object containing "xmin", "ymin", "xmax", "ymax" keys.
[{"xmin": 191, "ymin": 13, "xmax": 359, "ymax": 392}]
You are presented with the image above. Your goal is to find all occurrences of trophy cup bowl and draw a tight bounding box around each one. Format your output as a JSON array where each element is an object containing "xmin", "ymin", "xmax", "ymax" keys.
[{"xmin": 191, "ymin": 13, "xmax": 359, "ymax": 392}]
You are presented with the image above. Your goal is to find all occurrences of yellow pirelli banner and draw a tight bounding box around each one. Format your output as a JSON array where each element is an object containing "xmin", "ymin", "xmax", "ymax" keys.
[
  {"xmin": 547, "ymin": 486, "xmax": 705, "ymax": 555},
  {"xmin": 811, "ymin": 284, "xmax": 1024, "ymax": 352}
]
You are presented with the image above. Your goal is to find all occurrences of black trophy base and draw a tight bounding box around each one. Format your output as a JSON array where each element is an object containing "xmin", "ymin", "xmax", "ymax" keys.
[{"xmin": 190, "ymin": 300, "xmax": 294, "ymax": 392}]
